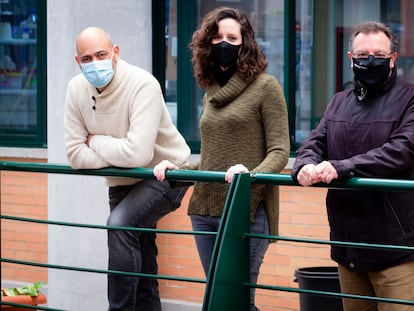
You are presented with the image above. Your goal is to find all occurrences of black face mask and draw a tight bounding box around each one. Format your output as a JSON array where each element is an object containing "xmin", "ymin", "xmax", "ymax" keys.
[
  {"xmin": 352, "ymin": 55, "xmax": 391, "ymax": 88},
  {"xmin": 211, "ymin": 41, "xmax": 241, "ymax": 69}
]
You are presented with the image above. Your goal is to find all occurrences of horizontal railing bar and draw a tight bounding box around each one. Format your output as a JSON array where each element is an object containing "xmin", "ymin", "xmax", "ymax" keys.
[
  {"xmin": 0, "ymin": 161, "xmax": 225, "ymax": 182},
  {"xmin": 249, "ymin": 283, "xmax": 414, "ymax": 306},
  {"xmin": 0, "ymin": 257, "xmax": 207, "ymax": 284},
  {"xmin": 252, "ymin": 172, "xmax": 414, "ymax": 191},
  {"xmin": 2, "ymin": 160, "xmax": 414, "ymax": 191},
  {"xmin": 0, "ymin": 214, "xmax": 216, "ymax": 236},
  {"xmin": 5, "ymin": 214, "xmax": 411, "ymax": 252},
  {"xmin": 247, "ymin": 233, "xmax": 414, "ymax": 251},
  {"xmin": 0, "ymin": 301, "xmax": 66, "ymax": 311}
]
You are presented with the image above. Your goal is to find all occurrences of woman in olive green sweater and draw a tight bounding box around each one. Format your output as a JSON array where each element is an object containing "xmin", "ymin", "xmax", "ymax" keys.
[{"xmin": 154, "ymin": 7, "xmax": 290, "ymax": 310}]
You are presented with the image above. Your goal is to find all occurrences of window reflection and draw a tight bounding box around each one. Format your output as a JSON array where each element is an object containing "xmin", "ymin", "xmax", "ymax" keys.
[
  {"xmin": 166, "ymin": 0, "xmax": 414, "ymax": 149},
  {"xmin": 295, "ymin": 0, "xmax": 313, "ymax": 142},
  {"xmin": 0, "ymin": 0, "xmax": 38, "ymax": 131},
  {"xmin": 165, "ymin": 0, "xmax": 177, "ymax": 124},
  {"xmin": 164, "ymin": 0, "xmax": 285, "ymax": 138}
]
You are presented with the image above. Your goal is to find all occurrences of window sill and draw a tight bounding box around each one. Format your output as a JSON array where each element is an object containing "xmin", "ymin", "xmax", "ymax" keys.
[{"xmin": 0, "ymin": 147, "xmax": 47, "ymax": 160}]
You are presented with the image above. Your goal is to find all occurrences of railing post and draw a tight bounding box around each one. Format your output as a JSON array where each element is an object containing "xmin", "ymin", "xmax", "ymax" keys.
[{"xmin": 203, "ymin": 173, "xmax": 251, "ymax": 311}]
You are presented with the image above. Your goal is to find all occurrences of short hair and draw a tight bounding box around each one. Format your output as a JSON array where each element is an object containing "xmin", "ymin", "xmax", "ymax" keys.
[
  {"xmin": 348, "ymin": 21, "xmax": 399, "ymax": 53},
  {"xmin": 189, "ymin": 7, "xmax": 268, "ymax": 88}
]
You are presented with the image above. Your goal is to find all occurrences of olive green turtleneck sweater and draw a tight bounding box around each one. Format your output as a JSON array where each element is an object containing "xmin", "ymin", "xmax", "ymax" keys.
[{"xmin": 187, "ymin": 72, "xmax": 290, "ymax": 236}]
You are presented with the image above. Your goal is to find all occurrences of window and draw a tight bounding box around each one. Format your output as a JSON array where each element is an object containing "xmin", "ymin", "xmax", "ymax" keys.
[
  {"xmin": 299, "ymin": 0, "xmax": 414, "ymax": 148},
  {"xmin": 155, "ymin": 0, "xmax": 414, "ymax": 154},
  {"xmin": 160, "ymin": 0, "xmax": 287, "ymax": 153},
  {"xmin": 0, "ymin": 0, "xmax": 46, "ymax": 147}
]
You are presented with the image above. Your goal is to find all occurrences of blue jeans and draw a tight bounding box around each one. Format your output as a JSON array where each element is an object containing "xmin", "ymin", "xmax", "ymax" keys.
[
  {"xmin": 107, "ymin": 179, "xmax": 188, "ymax": 311},
  {"xmin": 190, "ymin": 202, "xmax": 270, "ymax": 311}
]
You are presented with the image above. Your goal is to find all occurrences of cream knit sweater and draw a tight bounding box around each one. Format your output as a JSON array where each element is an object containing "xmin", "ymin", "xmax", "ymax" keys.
[{"xmin": 64, "ymin": 60, "xmax": 190, "ymax": 186}]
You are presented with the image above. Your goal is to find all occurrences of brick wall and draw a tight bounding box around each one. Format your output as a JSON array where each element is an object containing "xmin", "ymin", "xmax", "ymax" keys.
[
  {"xmin": 1, "ymin": 158, "xmax": 48, "ymax": 284},
  {"xmin": 157, "ymin": 182, "xmax": 333, "ymax": 311},
  {"xmin": 1, "ymin": 163, "xmax": 334, "ymax": 311}
]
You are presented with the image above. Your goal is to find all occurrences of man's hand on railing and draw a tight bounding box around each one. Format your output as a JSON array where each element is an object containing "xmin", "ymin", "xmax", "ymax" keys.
[
  {"xmin": 312, "ymin": 161, "xmax": 338, "ymax": 184},
  {"xmin": 297, "ymin": 164, "xmax": 317, "ymax": 186},
  {"xmin": 297, "ymin": 162, "xmax": 338, "ymax": 186},
  {"xmin": 153, "ymin": 160, "xmax": 179, "ymax": 181}
]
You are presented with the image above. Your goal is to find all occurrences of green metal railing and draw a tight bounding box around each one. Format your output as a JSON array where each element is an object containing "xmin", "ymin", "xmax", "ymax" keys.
[{"xmin": 1, "ymin": 161, "xmax": 414, "ymax": 310}]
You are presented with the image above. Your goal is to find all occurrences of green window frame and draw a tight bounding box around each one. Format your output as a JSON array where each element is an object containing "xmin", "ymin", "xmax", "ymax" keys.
[{"xmin": 0, "ymin": 0, "xmax": 47, "ymax": 147}]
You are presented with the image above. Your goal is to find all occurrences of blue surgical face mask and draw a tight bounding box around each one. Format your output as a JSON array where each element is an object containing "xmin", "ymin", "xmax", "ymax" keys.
[{"xmin": 80, "ymin": 52, "xmax": 114, "ymax": 88}]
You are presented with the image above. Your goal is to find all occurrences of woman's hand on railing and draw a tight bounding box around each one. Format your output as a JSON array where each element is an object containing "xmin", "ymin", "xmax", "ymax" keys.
[
  {"xmin": 225, "ymin": 164, "xmax": 249, "ymax": 183},
  {"xmin": 153, "ymin": 160, "xmax": 179, "ymax": 181}
]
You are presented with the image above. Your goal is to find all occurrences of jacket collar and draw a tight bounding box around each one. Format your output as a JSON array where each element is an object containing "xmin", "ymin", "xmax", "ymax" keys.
[{"xmin": 353, "ymin": 67, "xmax": 397, "ymax": 101}]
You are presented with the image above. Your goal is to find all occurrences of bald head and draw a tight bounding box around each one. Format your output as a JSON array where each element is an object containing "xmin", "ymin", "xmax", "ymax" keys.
[
  {"xmin": 76, "ymin": 27, "xmax": 113, "ymax": 55},
  {"xmin": 75, "ymin": 27, "xmax": 119, "ymax": 71}
]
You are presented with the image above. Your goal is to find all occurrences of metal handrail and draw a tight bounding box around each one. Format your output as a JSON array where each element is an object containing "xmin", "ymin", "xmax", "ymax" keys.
[
  {"xmin": 2, "ymin": 161, "xmax": 414, "ymax": 310},
  {"xmin": 3, "ymin": 161, "xmax": 414, "ymax": 191}
]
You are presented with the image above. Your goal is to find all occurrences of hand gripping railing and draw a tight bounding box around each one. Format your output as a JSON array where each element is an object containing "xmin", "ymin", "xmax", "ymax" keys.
[{"xmin": 1, "ymin": 161, "xmax": 414, "ymax": 310}]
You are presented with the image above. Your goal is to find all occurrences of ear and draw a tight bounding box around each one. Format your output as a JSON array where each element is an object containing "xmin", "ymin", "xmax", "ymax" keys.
[
  {"xmin": 390, "ymin": 52, "xmax": 397, "ymax": 69},
  {"xmin": 113, "ymin": 45, "xmax": 120, "ymax": 60},
  {"xmin": 75, "ymin": 55, "xmax": 82, "ymax": 70},
  {"xmin": 347, "ymin": 51, "xmax": 353, "ymax": 68}
]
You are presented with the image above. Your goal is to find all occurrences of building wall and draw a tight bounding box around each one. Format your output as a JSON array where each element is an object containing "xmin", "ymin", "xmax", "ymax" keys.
[
  {"xmin": 46, "ymin": 1, "xmax": 153, "ymax": 310},
  {"xmin": 1, "ymin": 1, "xmax": 336, "ymax": 311}
]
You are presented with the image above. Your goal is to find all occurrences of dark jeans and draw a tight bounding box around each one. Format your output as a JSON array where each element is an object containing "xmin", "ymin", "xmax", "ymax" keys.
[
  {"xmin": 107, "ymin": 179, "xmax": 188, "ymax": 311},
  {"xmin": 190, "ymin": 203, "xmax": 270, "ymax": 311}
]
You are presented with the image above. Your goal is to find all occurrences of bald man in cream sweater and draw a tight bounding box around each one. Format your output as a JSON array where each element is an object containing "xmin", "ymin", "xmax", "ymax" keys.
[{"xmin": 64, "ymin": 27, "xmax": 190, "ymax": 311}]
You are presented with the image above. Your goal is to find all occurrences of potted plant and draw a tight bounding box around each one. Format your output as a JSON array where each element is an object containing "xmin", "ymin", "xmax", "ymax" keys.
[{"xmin": 1, "ymin": 282, "xmax": 46, "ymax": 311}]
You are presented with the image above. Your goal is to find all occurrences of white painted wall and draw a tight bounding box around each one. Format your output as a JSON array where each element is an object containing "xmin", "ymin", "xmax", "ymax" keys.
[{"xmin": 47, "ymin": 1, "xmax": 152, "ymax": 310}]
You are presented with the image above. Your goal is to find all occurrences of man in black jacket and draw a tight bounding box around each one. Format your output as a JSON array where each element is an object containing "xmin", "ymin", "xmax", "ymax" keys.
[{"xmin": 292, "ymin": 21, "xmax": 414, "ymax": 311}]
